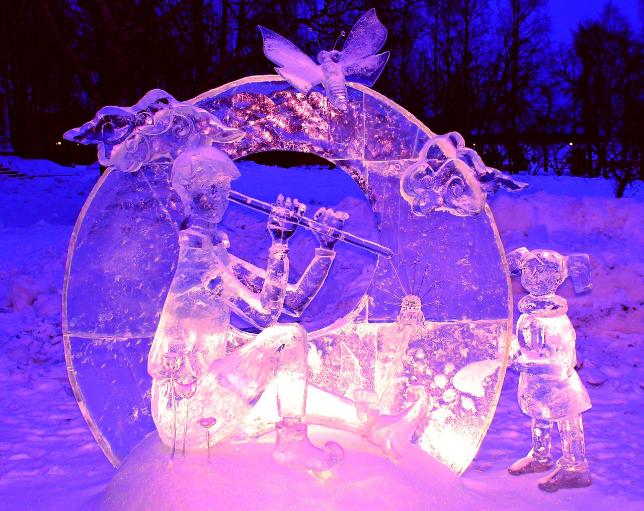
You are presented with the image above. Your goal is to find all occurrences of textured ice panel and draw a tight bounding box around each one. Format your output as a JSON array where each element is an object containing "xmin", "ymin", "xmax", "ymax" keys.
[
  {"xmin": 405, "ymin": 320, "xmax": 507, "ymax": 473},
  {"xmin": 327, "ymin": 87, "xmax": 365, "ymax": 159},
  {"xmin": 67, "ymin": 336, "xmax": 155, "ymax": 463},
  {"xmin": 197, "ymin": 81, "xmax": 335, "ymax": 160},
  {"xmin": 413, "ymin": 129, "xmax": 432, "ymax": 159},
  {"xmin": 363, "ymin": 93, "xmax": 419, "ymax": 161},
  {"xmin": 367, "ymin": 170, "xmax": 508, "ymax": 322},
  {"xmin": 309, "ymin": 321, "xmax": 378, "ymax": 398},
  {"xmin": 308, "ymin": 317, "xmax": 508, "ymax": 474},
  {"xmin": 139, "ymin": 162, "xmax": 185, "ymax": 229},
  {"xmin": 66, "ymin": 168, "xmax": 178, "ymax": 337},
  {"xmin": 198, "ymin": 81, "xmax": 365, "ymax": 163}
]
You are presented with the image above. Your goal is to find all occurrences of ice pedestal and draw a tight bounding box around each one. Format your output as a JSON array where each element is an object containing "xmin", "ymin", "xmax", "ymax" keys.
[{"xmin": 102, "ymin": 428, "xmax": 474, "ymax": 511}]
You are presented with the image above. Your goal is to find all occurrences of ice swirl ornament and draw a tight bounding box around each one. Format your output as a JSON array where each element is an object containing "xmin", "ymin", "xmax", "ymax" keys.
[
  {"xmin": 63, "ymin": 89, "xmax": 243, "ymax": 173},
  {"xmin": 401, "ymin": 132, "xmax": 527, "ymax": 217}
]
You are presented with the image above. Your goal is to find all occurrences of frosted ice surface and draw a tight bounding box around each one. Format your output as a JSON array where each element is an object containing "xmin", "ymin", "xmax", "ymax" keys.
[{"xmin": 453, "ymin": 359, "xmax": 501, "ymax": 398}]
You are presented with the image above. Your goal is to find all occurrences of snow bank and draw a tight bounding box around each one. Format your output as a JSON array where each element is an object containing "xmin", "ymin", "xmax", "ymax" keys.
[{"xmin": 0, "ymin": 158, "xmax": 642, "ymax": 510}]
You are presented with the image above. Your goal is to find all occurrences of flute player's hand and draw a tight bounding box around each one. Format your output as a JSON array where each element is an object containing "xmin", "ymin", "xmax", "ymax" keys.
[
  {"xmin": 267, "ymin": 194, "xmax": 306, "ymax": 244},
  {"xmin": 313, "ymin": 207, "xmax": 350, "ymax": 251}
]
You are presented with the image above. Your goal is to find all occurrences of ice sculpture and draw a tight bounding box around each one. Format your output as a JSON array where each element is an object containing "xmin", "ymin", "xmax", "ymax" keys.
[
  {"xmin": 149, "ymin": 146, "xmax": 351, "ymax": 471},
  {"xmin": 62, "ymin": 10, "xmax": 520, "ymax": 476},
  {"xmin": 507, "ymin": 248, "xmax": 593, "ymax": 492},
  {"xmin": 260, "ymin": 8, "xmax": 389, "ymax": 111},
  {"xmin": 400, "ymin": 133, "xmax": 526, "ymax": 216},
  {"xmin": 64, "ymin": 89, "xmax": 244, "ymax": 173}
]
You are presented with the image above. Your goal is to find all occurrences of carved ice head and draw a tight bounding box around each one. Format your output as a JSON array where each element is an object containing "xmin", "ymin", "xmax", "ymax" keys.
[
  {"xmin": 508, "ymin": 247, "xmax": 592, "ymax": 297},
  {"xmin": 397, "ymin": 294, "xmax": 425, "ymax": 327},
  {"xmin": 318, "ymin": 50, "xmax": 342, "ymax": 64},
  {"xmin": 171, "ymin": 147, "xmax": 241, "ymax": 223}
]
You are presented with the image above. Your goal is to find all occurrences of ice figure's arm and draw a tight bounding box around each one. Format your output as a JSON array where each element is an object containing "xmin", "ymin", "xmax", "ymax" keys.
[
  {"xmin": 516, "ymin": 315, "xmax": 578, "ymax": 378},
  {"xmin": 514, "ymin": 345, "xmax": 570, "ymax": 377},
  {"xmin": 217, "ymin": 243, "xmax": 291, "ymax": 329},
  {"xmin": 225, "ymin": 246, "xmax": 335, "ymax": 319},
  {"xmin": 259, "ymin": 243, "xmax": 290, "ymax": 316},
  {"xmin": 283, "ymin": 247, "xmax": 336, "ymax": 317},
  {"xmin": 228, "ymin": 256, "xmax": 266, "ymax": 294},
  {"xmin": 282, "ymin": 206, "xmax": 347, "ymax": 316},
  {"xmin": 514, "ymin": 321, "xmax": 561, "ymax": 376}
]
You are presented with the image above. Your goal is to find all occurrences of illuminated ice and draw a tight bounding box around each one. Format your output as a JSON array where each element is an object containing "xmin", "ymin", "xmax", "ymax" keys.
[
  {"xmin": 507, "ymin": 247, "xmax": 593, "ymax": 492},
  {"xmin": 149, "ymin": 145, "xmax": 352, "ymax": 470},
  {"xmin": 63, "ymin": 64, "xmax": 518, "ymax": 475}
]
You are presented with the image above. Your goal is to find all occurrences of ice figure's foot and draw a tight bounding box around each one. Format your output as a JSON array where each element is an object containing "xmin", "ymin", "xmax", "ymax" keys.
[
  {"xmin": 508, "ymin": 452, "xmax": 554, "ymax": 476},
  {"xmin": 366, "ymin": 387, "xmax": 429, "ymax": 460},
  {"xmin": 537, "ymin": 464, "xmax": 591, "ymax": 492},
  {"xmin": 272, "ymin": 420, "xmax": 344, "ymax": 473}
]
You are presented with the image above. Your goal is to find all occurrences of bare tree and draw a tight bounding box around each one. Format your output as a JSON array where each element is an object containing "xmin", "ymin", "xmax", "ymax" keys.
[
  {"xmin": 565, "ymin": 2, "xmax": 643, "ymax": 196},
  {"xmin": 494, "ymin": 0, "xmax": 550, "ymax": 172}
]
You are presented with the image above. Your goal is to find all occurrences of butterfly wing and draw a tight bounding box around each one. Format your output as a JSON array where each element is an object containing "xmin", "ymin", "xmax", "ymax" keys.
[
  {"xmin": 343, "ymin": 52, "xmax": 390, "ymax": 87},
  {"xmin": 339, "ymin": 9, "xmax": 388, "ymax": 65},
  {"xmin": 259, "ymin": 26, "xmax": 323, "ymax": 93}
]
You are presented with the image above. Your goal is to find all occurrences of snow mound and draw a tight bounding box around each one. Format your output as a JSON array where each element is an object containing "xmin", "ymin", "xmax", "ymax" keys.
[{"xmin": 102, "ymin": 430, "xmax": 471, "ymax": 511}]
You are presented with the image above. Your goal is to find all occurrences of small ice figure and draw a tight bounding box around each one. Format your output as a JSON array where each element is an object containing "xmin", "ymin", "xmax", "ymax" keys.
[
  {"xmin": 148, "ymin": 146, "xmax": 349, "ymax": 472},
  {"xmin": 259, "ymin": 8, "xmax": 390, "ymax": 111},
  {"xmin": 507, "ymin": 248, "xmax": 593, "ymax": 492},
  {"xmin": 355, "ymin": 295, "xmax": 431, "ymax": 459}
]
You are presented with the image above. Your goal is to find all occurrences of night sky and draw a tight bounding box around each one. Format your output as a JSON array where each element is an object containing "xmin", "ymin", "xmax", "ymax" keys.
[{"xmin": 547, "ymin": 0, "xmax": 641, "ymax": 42}]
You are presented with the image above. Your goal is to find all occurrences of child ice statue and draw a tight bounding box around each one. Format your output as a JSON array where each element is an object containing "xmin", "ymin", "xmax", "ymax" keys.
[
  {"xmin": 507, "ymin": 248, "xmax": 593, "ymax": 492},
  {"xmin": 354, "ymin": 295, "xmax": 431, "ymax": 460},
  {"xmin": 148, "ymin": 146, "xmax": 348, "ymax": 471}
]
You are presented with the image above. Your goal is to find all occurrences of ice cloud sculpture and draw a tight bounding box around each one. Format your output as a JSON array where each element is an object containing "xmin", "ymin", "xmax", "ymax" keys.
[
  {"xmin": 64, "ymin": 89, "xmax": 243, "ymax": 173},
  {"xmin": 401, "ymin": 133, "xmax": 526, "ymax": 216},
  {"xmin": 507, "ymin": 248, "xmax": 593, "ymax": 492}
]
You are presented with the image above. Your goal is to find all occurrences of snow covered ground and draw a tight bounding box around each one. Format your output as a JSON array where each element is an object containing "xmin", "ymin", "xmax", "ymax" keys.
[{"xmin": 0, "ymin": 155, "xmax": 642, "ymax": 510}]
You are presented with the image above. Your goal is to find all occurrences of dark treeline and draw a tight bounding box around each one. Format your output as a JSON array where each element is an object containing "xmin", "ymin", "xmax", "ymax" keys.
[{"xmin": 0, "ymin": 0, "xmax": 641, "ymax": 196}]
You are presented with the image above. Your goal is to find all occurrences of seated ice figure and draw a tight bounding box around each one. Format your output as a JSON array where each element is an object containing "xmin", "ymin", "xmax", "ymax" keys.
[
  {"xmin": 64, "ymin": 88, "xmax": 438, "ymax": 469},
  {"xmin": 64, "ymin": 91, "xmax": 349, "ymax": 471},
  {"xmin": 506, "ymin": 248, "xmax": 593, "ymax": 492},
  {"xmin": 148, "ymin": 146, "xmax": 349, "ymax": 471}
]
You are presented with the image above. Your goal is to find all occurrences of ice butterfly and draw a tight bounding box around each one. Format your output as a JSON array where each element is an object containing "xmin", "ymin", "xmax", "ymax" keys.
[{"xmin": 259, "ymin": 8, "xmax": 390, "ymax": 111}]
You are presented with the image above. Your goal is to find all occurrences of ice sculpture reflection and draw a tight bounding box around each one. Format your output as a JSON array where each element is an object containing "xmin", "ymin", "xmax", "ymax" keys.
[{"xmin": 507, "ymin": 248, "xmax": 593, "ymax": 492}]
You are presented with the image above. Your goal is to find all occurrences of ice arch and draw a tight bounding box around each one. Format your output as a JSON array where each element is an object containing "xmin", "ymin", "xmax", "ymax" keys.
[{"xmin": 63, "ymin": 76, "xmax": 511, "ymax": 473}]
